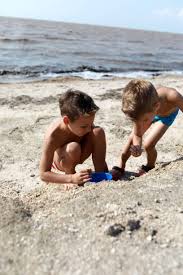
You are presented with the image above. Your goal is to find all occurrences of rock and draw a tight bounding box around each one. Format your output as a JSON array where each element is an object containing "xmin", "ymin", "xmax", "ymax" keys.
[
  {"xmin": 126, "ymin": 219, "xmax": 141, "ymax": 232},
  {"xmin": 105, "ymin": 223, "xmax": 125, "ymax": 237},
  {"xmin": 151, "ymin": 229, "xmax": 158, "ymax": 237},
  {"xmin": 155, "ymin": 199, "xmax": 160, "ymax": 203}
]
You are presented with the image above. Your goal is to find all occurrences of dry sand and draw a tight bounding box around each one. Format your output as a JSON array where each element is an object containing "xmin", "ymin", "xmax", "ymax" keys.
[{"xmin": 0, "ymin": 75, "xmax": 183, "ymax": 275}]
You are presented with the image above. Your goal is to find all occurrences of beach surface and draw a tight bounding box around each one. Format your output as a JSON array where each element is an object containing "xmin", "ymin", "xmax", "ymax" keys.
[{"xmin": 0, "ymin": 75, "xmax": 183, "ymax": 275}]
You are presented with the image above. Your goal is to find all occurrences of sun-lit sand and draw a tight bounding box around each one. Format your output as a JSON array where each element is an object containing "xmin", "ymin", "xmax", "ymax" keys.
[{"xmin": 1, "ymin": 75, "xmax": 183, "ymax": 274}]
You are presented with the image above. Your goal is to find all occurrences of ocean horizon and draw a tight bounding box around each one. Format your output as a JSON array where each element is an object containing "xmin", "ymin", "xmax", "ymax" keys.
[{"xmin": 0, "ymin": 16, "xmax": 183, "ymax": 83}]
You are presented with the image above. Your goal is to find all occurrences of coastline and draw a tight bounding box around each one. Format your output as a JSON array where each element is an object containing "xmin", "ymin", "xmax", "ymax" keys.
[{"xmin": 1, "ymin": 75, "xmax": 183, "ymax": 274}]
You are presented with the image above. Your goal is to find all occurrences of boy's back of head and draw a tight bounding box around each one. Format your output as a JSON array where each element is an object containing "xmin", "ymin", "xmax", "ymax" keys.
[
  {"xmin": 122, "ymin": 79, "xmax": 158, "ymax": 120},
  {"xmin": 59, "ymin": 89, "xmax": 99, "ymax": 121}
]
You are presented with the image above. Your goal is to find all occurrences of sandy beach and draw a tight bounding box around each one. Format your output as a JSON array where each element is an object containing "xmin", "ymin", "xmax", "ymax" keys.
[{"xmin": 1, "ymin": 75, "xmax": 183, "ymax": 275}]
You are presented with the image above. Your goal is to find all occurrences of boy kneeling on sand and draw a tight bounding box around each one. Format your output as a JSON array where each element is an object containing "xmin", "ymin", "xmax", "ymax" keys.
[
  {"xmin": 112, "ymin": 79, "xmax": 183, "ymax": 180},
  {"xmin": 40, "ymin": 89, "xmax": 108, "ymax": 187}
]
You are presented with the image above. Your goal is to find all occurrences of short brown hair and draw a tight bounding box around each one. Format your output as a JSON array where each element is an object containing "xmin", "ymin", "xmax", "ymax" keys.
[
  {"xmin": 122, "ymin": 79, "xmax": 159, "ymax": 120},
  {"xmin": 59, "ymin": 89, "xmax": 99, "ymax": 121}
]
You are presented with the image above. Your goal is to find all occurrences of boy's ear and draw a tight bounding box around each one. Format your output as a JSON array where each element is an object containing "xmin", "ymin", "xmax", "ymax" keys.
[{"xmin": 63, "ymin": 116, "xmax": 69, "ymax": 124}]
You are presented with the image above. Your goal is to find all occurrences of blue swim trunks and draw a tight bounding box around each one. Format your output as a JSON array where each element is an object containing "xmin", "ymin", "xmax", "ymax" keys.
[{"xmin": 153, "ymin": 108, "xmax": 179, "ymax": 126}]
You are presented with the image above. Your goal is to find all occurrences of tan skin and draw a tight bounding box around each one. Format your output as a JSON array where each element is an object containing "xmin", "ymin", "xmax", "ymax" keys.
[
  {"xmin": 112, "ymin": 86, "xmax": 183, "ymax": 179},
  {"xmin": 40, "ymin": 113, "xmax": 108, "ymax": 187}
]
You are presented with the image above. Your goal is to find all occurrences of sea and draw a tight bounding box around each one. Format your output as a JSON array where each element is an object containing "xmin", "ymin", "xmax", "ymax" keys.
[{"xmin": 0, "ymin": 16, "xmax": 183, "ymax": 83}]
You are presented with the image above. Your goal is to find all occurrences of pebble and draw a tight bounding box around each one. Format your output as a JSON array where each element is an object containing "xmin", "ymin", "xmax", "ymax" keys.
[
  {"xmin": 147, "ymin": 229, "xmax": 158, "ymax": 242},
  {"xmin": 151, "ymin": 229, "xmax": 158, "ymax": 237},
  {"xmin": 147, "ymin": 235, "xmax": 153, "ymax": 242},
  {"xmin": 105, "ymin": 223, "xmax": 125, "ymax": 237},
  {"xmin": 155, "ymin": 199, "xmax": 160, "ymax": 203},
  {"xmin": 126, "ymin": 219, "xmax": 141, "ymax": 232}
]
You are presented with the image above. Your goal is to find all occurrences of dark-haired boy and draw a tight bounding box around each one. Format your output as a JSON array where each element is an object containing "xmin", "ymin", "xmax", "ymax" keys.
[
  {"xmin": 112, "ymin": 79, "xmax": 183, "ymax": 179},
  {"xmin": 40, "ymin": 89, "xmax": 108, "ymax": 186}
]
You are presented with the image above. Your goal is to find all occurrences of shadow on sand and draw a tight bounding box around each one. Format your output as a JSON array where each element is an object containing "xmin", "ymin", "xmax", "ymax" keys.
[{"xmin": 121, "ymin": 156, "xmax": 183, "ymax": 181}]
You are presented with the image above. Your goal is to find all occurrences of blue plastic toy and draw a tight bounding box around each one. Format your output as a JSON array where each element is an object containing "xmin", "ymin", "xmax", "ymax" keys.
[{"xmin": 90, "ymin": 172, "xmax": 113, "ymax": 183}]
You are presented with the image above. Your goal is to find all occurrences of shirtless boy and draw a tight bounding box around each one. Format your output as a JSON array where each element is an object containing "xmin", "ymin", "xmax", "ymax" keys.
[
  {"xmin": 40, "ymin": 89, "xmax": 108, "ymax": 186},
  {"xmin": 112, "ymin": 79, "xmax": 183, "ymax": 179}
]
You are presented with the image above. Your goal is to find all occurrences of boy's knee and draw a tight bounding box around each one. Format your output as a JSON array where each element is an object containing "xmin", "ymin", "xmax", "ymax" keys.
[
  {"xmin": 92, "ymin": 126, "xmax": 105, "ymax": 139},
  {"xmin": 143, "ymin": 142, "xmax": 155, "ymax": 151},
  {"xmin": 66, "ymin": 142, "xmax": 81, "ymax": 160}
]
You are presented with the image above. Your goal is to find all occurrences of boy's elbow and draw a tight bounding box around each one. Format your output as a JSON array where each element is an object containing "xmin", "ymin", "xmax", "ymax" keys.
[{"xmin": 40, "ymin": 171, "xmax": 48, "ymax": 182}]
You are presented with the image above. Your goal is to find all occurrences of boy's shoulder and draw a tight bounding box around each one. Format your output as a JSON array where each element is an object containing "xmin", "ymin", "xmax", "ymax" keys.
[
  {"xmin": 45, "ymin": 119, "xmax": 65, "ymax": 142},
  {"xmin": 157, "ymin": 86, "xmax": 177, "ymax": 97},
  {"xmin": 157, "ymin": 85, "xmax": 174, "ymax": 92},
  {"xmin": 157, "ymin": 86, "xmax": 182, "ymax": 106}
]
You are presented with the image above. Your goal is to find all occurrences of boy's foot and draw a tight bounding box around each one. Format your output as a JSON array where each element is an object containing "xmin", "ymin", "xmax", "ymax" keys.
[{"xmin": 136, "ymin": 165, "xmax": 154, "ymax": 177}]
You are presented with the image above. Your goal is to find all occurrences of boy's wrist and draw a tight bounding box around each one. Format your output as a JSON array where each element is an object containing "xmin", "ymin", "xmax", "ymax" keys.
[{"xmin": 67, "ymin": 174, "xmax": 73, "ymax": 183}]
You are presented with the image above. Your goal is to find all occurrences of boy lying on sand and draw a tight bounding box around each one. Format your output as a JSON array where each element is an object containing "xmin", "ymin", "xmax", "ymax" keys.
[
  {"xmin": 112, "ymin": 79, "xmax": 183, "ymax": 179},
  {"xmin": 40, "ymin": 89, "xmax": 108, "ymax": 187}
]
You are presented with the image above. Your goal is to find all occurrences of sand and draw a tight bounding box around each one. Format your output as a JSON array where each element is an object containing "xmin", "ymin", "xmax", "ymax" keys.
[{"xmin": 0, "ymin": 75, "xmax": 183, "ymax": 275}]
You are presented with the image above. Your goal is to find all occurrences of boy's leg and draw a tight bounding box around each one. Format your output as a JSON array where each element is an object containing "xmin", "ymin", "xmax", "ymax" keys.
[
  {"xmin": 143, "ymin": 122, "xmax": 169, "ymax": 168},
  {"xmin": 53, "ymin": 142, "xmax": 81, "ymax": 174},
  {"xmin": 80, "ymin": 126, "xmax": 108, "ymax": 172},
  {"xmin": 53, "ymin": 142, "xmax": 83, "ymax": 190}
]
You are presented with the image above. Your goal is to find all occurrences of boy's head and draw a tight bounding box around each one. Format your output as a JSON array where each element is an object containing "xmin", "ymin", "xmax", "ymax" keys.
[
  {"xmin": 59, "ymin": 89, "xmax": 99, "ymax": 136},
  {"xmin": 59, "ymin": 89, "xmax": 99, "ymax": 121},
  {"xmin": 122, "ymin": 79, "xmax": 159, "ymax": 121}
]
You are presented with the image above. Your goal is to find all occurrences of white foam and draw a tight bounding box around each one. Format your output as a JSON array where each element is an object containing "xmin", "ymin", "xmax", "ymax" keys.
[{"xmin": 40, "ymin": 70, "xmax": 183, "ymax": 81}]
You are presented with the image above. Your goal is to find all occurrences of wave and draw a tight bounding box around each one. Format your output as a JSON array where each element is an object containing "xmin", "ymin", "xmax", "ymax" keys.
[
  {"xmin": 42, "ymin": 70, "xmax": 183, "ymax": 80},
  {"xmin": 0, "ymin": 65, "xmax": 183, "ymax": 83},
  {"xmin": 0, "ymin": 65, "xmax": 162, "ymax": 76}
]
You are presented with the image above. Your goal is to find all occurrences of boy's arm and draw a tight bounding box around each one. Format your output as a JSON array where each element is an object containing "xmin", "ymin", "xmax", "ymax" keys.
[
  {"xmin": 131, "ymin": 123, "xmax": 143, "ymax": 157},
  {"xmin": 168, "ymin": 88, "xmax": 183, "ymax": 112},
  {"xmin": 92, "ymin": 127, "xmax": 108, "ymax": 172}
]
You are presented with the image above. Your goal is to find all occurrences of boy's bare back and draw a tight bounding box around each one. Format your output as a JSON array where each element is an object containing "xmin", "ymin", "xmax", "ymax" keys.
[{"xmin": 156, "ymin": 86, "xmax": 182, "ymax": 116}]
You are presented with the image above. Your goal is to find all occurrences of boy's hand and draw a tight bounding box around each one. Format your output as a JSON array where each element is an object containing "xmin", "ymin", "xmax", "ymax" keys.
[
  {"xmin": 71, "ymin": 169, "xmax": 91, "ymax": 184},
  {"xmin": 111, "ymin": 166, "xmax": 124, "ymax": 181},
  {"xmin": 130, "ymin": 145, "xmax": 142, "ymax": 157},
  {"xmin": 132, "ymin": 133, "xmax": 142, "ymax": 157}
]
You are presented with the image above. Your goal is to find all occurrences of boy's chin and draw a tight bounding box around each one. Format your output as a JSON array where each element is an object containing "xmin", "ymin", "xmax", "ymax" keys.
[
  {"xmin": 74, "ymin": 132, "xmax": 85, "ymax": 137},
  {"xmin": 72, "ymin": 130, "xmax": 89, "ymax": 137}
]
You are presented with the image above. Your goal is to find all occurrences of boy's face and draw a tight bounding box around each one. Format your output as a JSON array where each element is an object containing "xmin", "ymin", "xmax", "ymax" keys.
[
  {"xmin": 135, "ymin": 101, "xmax": 160, "ymax": 126},
  {"xmin": 65, "ymin": 113, "xmax": 95, "ymax": 137},
  {"xmin": 136, "ymin": 111, "xmax": 155, "ymax": 127},
  {"xmin": 136, "ymin": 102, "xmax": 159, "ymax": 127}
]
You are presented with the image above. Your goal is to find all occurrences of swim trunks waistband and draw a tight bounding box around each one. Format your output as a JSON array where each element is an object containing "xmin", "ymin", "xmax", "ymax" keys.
[{"xmin": 152, "ymin": 108, "xmax": 179, "ymax": 126}]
